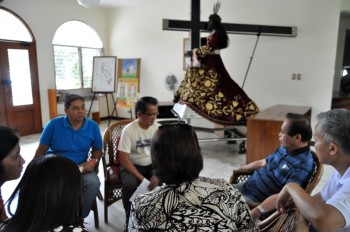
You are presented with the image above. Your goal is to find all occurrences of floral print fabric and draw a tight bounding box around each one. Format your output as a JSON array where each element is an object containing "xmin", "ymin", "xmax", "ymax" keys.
[{"xmin": 128, "ymin": 177, "xmax": 259, "ymax": 232}]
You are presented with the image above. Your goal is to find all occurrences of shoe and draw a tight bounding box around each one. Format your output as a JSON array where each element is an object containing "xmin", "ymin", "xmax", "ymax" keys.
[{"xmin": 77, "ymin": 219, "xmax": 86, "ymax": 229}]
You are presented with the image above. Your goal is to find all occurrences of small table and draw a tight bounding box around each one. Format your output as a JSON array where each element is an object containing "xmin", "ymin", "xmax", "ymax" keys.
[{"xmin": 246, "ymin": 104, "xmax": 311, "ymax": 164}]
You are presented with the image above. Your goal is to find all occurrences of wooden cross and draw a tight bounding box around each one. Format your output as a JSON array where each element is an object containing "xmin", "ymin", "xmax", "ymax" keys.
[{"xmin": 163, "ymin": 0, "xmax": 297, "ymax": 50}]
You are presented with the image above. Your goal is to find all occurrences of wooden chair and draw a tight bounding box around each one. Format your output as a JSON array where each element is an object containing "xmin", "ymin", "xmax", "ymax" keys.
[
  {"xmin": 87, "ymin": 148, "xmax": 103, "ymax": 229},
  {"xmin": 229, "ymin": 150, "xmax": 323, "ymax": 231},
  {"xmin": 90, "ymin": 198, "xmax": 99, "ymax": 229},
  {"xmin": 102, "ymin": 119, "xmax": 133, "ymax": 223},
  {"xmin": 263, "ymin": 207, "xmax": 310, "ymax": 232}
]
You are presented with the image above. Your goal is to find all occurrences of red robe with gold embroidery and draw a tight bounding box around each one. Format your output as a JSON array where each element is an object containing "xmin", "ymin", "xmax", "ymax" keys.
[{"xmin": 174, "ymin": 31, "xmax": 259, "ymax": 125}]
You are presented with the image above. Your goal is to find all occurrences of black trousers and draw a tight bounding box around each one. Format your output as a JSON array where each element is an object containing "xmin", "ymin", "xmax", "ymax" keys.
[{"xmin": 120, "ymin": 164, "xmax": 153, "ymax": 228}]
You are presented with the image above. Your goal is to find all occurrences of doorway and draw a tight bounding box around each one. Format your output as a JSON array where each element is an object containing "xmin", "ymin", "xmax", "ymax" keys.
[{"xmin": 0, "ymin": 8, "xmax": 42, "ymax": 135}]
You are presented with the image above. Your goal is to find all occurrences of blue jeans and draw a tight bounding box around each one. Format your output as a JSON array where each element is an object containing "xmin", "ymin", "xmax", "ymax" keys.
[
  {"xmin": 82, "ymin": 172, "xmax": 101, "ymax": 218},
  {"xmin": 233, "ymin": 183, "xmax": 261, "ymax": 208}
]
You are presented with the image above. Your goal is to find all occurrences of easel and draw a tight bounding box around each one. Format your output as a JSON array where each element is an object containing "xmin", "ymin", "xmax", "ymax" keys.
[
  {"xmin": 116, "ymin": 104, "xmax": 133, "ymax": 119},
  {"xmin": 87, "ymin": 92, "xmax": 118, "ymax": 126}
]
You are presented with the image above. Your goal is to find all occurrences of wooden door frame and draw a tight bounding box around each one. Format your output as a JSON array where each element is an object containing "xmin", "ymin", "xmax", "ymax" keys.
[{"xmin": 0, "ymin": 7, "xmax": 42, "ymax": 135}]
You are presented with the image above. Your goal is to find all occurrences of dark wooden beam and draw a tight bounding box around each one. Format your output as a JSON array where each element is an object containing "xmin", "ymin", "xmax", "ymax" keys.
[
  {"xmin": 221, "ymin": 23, "xmax": 297, "ymax": 37},
  {"xmin": 162, "ymin": 0, "xmax": 297, "ymax": 49}
]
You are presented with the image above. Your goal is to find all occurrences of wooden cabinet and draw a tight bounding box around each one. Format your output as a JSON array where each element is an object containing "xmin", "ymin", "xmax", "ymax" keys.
[
  {"xmin": 48, "ymin": 89, "xmax": 58, "ymax": 119},
  {"xmin": 48, "ymin": 89, "xmax": 106, "ymax": 120},
  {"xmin": 331, "ymin": 92, "xmax": 350, "ymax": 110},
  {"xmin": 246, "ymin": 104, "xmax": 311, "ymax": 164}
]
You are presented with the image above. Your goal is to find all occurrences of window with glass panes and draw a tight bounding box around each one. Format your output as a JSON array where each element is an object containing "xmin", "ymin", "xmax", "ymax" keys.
[{"xmin": 53, "ymin": 45, "xmax": 102, "ymax": 90}]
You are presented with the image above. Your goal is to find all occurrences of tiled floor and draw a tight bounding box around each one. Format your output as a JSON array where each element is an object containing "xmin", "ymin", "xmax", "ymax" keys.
[{"xmin": 2, "ymin": 120, "xmax": 334, "ymax": 232}]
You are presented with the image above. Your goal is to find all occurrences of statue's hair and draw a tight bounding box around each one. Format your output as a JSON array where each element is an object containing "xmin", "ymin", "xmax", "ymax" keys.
[{"xmin": 213, "ymin": 1, "xmax": 221, "ymax": 15}]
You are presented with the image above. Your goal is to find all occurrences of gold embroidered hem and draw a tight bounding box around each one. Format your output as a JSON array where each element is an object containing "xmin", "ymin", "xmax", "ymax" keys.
[
  {"xmin": 175, "ymin": 66, "xmax": 259, "ymax": 125},
  {"xmin": 174, "ymin": 31, "xmax": 259, "ymax": 125}
]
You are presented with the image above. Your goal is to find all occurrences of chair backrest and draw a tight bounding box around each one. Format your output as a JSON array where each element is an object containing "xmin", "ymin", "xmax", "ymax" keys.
[
  {"xmin": 230, "ymin": 150, "xmax": 323, "ymax": 192},
  {"xmin": 102, "ymin": 119, "xmax": 133, "ymax": 179},
  {"xmin": 229, "ymin": 169, "xmax": 254, "ymax": 184},
  {"xmin": 265, "ymin": 208, "xmax": 309, "ymax": 232},
  {"xmin": 229, "ymin": 149, "xmax": 324, "ymax": 231},
  {"xmin": 259, "ymin": 150, "xmax": 323, "ymax": 231},
  {"xmin": 304, "ymin": 150, "xmax": 323, "ymax": 194}
]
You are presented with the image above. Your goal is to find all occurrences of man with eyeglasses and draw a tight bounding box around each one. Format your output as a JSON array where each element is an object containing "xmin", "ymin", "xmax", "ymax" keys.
[
  {"xmin": 233, "ymin": 113, "xmax": 315, "ymax": 220},
  {"xmin": 118, "ymin": 96, "xmax": 161, "ymax": 230},
  {"xmin": 277, "ymin": 109, "xmax": 350, "ymax": 231}
]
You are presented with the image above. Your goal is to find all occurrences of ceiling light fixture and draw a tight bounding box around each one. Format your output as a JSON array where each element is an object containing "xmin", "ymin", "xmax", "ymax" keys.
[{"xmin": 77, "ymin": 0, "xmax": 100, "ymax": 8}]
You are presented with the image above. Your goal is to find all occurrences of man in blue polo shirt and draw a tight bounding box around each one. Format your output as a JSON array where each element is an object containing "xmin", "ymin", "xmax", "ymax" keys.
[
  {"xmin": 34, "ymin": 94, "xmax": 102, "ymax": 220},
  {"xmin": 234, "ymin": 113, "xmax": 315, "ymax": 220}
]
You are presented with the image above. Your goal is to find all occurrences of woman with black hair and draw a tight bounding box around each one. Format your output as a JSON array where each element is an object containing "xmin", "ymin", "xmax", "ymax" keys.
[
  {"xmin": 128, "ymin": 123, "xmax": 259, "ymax": 231},
  {"xmin": 0, "ymin": 126, "xmax": 25, "ymax": 222},
  {"xmin": 0, "ymin": 155, "xmax": 88, "ymax": 232},
  {"xmin": 174, "ymin": 3, "xmax": 259, "ymax": 125}
]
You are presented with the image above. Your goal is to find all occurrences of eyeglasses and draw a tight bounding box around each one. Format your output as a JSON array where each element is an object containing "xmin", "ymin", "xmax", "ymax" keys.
[
  {"xmin": 280, "ymin": 130, "xmax": 290, "ymax": 136},
  {"xmin": 143, "ymin": 112, "xmax": 159, "ymax": 117}
]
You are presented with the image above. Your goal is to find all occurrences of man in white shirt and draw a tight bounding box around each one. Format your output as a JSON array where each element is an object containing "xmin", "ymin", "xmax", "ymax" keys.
[
  {"xmin": 277, "ymin": 109, "xmax": 350, "ymax": 232},
  {"xmin": 118, "ymin": 96, "xmax": 161, "ymax": 229}
]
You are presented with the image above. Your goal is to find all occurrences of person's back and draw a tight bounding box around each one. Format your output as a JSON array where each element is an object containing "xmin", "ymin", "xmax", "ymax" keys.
[
  {"xmin": 131, "ymin": 176, "xmax": 258, "ymax": 231},
  {"xmin": 129, "ymin": 123, "xmax": 259, "ymax": 231},
  {"xmin": 0, "ymin": 155, "xmax": 88, "ymax": 232}
]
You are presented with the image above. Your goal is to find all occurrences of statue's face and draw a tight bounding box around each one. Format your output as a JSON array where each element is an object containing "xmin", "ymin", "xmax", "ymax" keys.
[{"xmin": 207, "ymin": 19, "xmax": 214, "ymax": 30}]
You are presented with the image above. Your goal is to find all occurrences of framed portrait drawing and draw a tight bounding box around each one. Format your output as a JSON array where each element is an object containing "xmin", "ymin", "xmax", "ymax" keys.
[{"xmin": 92, "ymin": 56, "xmax": 117, "ymax": 92}]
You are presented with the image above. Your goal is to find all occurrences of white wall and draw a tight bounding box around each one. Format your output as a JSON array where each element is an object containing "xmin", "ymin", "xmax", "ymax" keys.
[
  {"xmin": 1, "ymin": 0, "xmax": 110, "ymax": 126},
  {"xmin": 342, "ymin": 0, "xmax": 350, "ymax": 11},
  {"xmin": 0, "ymin": 0, "xmax": 342, "ymax": 129},
  {"xmin": 109, "ymin": 0, "xmax": 341, "ymax": 127}
]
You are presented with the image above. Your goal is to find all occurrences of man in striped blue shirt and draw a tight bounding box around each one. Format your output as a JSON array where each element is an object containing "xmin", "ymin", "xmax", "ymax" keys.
[{"xmin": 234, "ymin": 113, "xmax": 314, "ymax": 220}]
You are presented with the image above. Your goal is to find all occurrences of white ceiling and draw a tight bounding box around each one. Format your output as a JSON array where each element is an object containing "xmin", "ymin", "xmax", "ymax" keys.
[{"xmin": 98, "ymin": 0, "xmax": 149, "ymax": 8}]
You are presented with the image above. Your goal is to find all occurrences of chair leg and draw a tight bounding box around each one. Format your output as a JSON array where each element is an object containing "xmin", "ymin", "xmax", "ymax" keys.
[
  {"xmin": 104, "ymin": 200, "xmax": 108, "ymax": 224},
  {"xmin": 92, "ymin": 200, "xmax": 99, "ymax": 228},
  {"xmin": 97, "ymin": 189, "xmax": 103, "ymax": 201}
]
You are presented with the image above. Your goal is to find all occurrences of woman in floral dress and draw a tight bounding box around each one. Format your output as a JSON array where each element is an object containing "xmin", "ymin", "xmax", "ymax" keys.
[{"xmin": 128, "ymin": 123, "xmax": 259, "ymax": 231}]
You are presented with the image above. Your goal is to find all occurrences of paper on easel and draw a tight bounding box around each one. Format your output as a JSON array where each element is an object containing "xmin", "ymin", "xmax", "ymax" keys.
[{"xmin": 129, "ymin": 178, "xmax": 150, "ymax": 202}]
